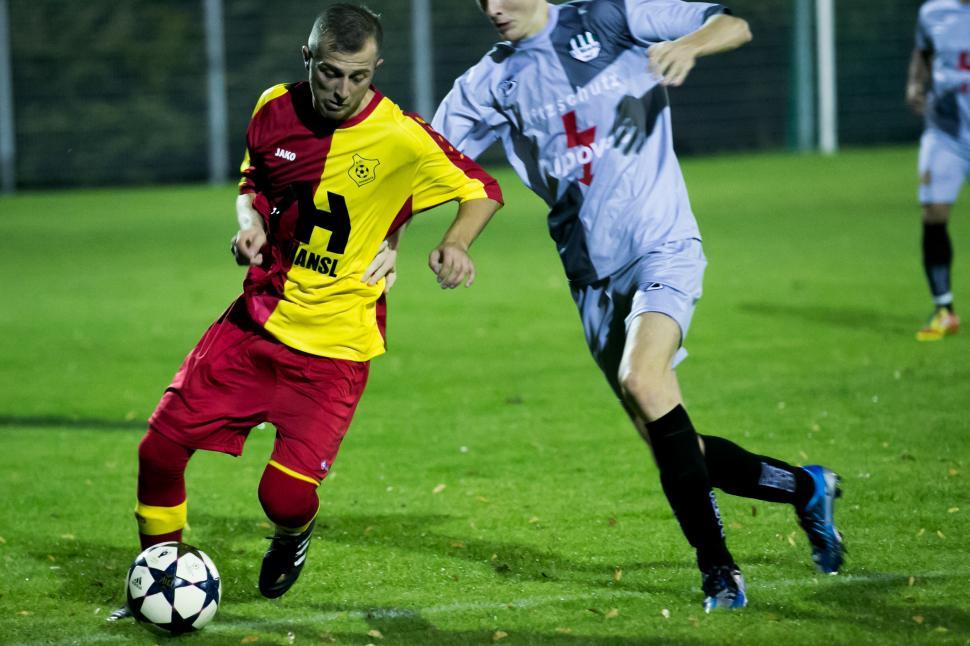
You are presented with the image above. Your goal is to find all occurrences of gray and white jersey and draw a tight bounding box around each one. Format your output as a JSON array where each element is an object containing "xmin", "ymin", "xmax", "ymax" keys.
[
  {"xmin": 432, "ymin": 0, "xmax": 726, "ymax": 285},
  {"xmin": 916, "ymin": 0, "xmax": 970, "ymax": 144}
]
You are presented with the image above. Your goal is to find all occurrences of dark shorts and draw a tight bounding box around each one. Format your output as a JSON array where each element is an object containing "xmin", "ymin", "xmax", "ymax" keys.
[{"xmin": 149, "ymin": 301, "xmax": 369, "ymax": 484}]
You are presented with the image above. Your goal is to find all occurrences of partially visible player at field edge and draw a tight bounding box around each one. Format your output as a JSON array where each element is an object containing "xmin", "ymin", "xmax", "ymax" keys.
[
  {"xmin": 108, "ymin": 3, "xmax": 502, "ymax": 621},
  {"xmin": 906, "ymin": 0, "xmax": 969, "ymax": 341},
  {"xmin": 431, "ymin": 0, "xmax": 843, "ymax": 611}
]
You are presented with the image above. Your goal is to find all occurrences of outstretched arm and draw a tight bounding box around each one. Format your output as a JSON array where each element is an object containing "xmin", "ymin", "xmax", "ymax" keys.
[
  {"xmin": 429, "ymin": 198, "xmax": 503, "ymax": 289},
  {"xmin": 906, "ymin": 47, "xmax": 932, "ymax": 116},
  {"xmin": 648, "ymin": 14, "xmax": 752, "ymax": 87}
]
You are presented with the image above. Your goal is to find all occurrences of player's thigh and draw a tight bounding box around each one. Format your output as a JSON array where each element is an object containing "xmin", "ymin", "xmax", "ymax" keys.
[
  {"xmin": 571, "ymin": 279, "xmax": 627, "ymax": 398},
  {"xmin": 150, "ymin": 304, "xmax": 274, "ymax": 454},
  {"xmin": 268, "ymin": 353, "xmax": 370, "ymax": 484},
  {"xmin": 918, "ymin": 129, "xmax": 967, "ymax": 206}
]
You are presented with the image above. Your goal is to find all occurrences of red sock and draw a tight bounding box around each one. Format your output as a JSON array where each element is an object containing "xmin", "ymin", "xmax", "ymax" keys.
[{"xmin": 136, "ymin": 429, "xmax": 193, "ymax": 548}]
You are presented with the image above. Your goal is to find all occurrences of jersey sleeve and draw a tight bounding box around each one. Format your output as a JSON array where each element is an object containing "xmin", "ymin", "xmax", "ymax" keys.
[
  {"xmin": 431, "ymin": 65, "xmax": 508, "ymax": 161},
  {"xmin": 623, "ymin": 0, "xmax": 729, "ymax": 44},
  {"xmin": 406, "ymin": 114, "xmax": 503, "ymax": 214},
  {"xmin": 238, "ymin": 84, "xmax": 289, "ymax": 195}
]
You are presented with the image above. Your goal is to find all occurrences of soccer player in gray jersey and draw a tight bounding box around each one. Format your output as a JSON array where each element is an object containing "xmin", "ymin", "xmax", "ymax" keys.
[
  {"xmin": 432, "ymin": 0, "xmax": 843, "ymax": 611},
  {"xmin": 907, "ymin": 0, "xmax": 969, "ymax": 341}
]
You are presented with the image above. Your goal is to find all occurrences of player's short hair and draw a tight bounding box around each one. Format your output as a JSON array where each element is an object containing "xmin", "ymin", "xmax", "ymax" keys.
[{"xmin": 308, "ymin": 4, "xmax": 383, "ymax": 56}]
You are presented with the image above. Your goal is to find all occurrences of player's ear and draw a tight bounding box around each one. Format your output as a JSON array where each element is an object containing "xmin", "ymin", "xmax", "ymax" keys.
[{"xmin": 302, "ymin": 45, "xmax": 311, "ymax": 70}]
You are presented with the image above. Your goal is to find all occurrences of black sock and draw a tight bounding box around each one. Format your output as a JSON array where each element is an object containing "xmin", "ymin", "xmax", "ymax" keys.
[
  {"xmin": 701, "ymin": 435, "xmax": 814, "ymax": 509},
  {"xmin": 922, "ymin": 222, "xmax": 953, "ymax": 308},
  {"xmin": 646, "ymin": 405, "xmax": 733, "ymax": 570}
]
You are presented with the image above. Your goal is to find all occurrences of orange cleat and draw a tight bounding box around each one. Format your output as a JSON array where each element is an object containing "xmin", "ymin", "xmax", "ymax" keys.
[{"xmin": 916, "ymin": 308, "xmax": 960, "ymax": 341}]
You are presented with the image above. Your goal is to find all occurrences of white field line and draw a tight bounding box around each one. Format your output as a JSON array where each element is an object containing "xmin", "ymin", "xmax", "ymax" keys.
[
  {"xmin": 209, "ymin": 569, "xmax": 970, "ymax": 632},
  {"xmin": 12, "ymin": 569, "xmax": 968, "ymax": 645}
]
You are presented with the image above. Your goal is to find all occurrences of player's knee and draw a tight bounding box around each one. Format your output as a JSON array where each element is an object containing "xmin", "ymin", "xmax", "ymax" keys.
[
  {"xmin": 619, "ymin": 368, "xmax": 669, "ymax": 417},
  {"xmin": 138, "ymin": 429, "xmax": 192, "ymax": 477},
  {"xmin": 258, "ymin": 465, "xmax": 319, "ymax": 530}
]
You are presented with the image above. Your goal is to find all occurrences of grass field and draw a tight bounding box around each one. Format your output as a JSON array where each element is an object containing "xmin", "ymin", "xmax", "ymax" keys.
[{"xmin": 0, "ymin": 146, "xmax": 968, "ymax": 645}]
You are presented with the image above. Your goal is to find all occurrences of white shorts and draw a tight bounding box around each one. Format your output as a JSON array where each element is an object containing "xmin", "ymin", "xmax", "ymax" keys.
[
  {"xmin": 570, "ymin": 239, "xmax": 706, "ymax": 399},
  {"xmin": 918, "ymin": 128, "xmax": 970, "ymax": 205}
]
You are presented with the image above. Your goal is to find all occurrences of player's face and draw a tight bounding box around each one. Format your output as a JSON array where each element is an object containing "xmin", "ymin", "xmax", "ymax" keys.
[
  {"xmin": 477, "ymin": 0, "xmax": 548, "ymax": 42},
  {"xmin": 302, "ymin": 37, "xmax": 383, "ymax": 122}
]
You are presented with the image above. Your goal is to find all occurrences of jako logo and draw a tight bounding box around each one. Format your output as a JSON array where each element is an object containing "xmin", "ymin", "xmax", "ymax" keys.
[
  {"xmin": 275, "ymin": 147, "xmax": 296, "ymax": 161},
  {"xmin": 569, "ymin": 31, "xmax": 601, "ymax": 62}
]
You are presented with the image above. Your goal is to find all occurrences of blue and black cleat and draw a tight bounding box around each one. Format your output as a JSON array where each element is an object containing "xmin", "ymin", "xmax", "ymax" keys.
[
  {"xmin": 798, "ymin": 465, "xmax": 844, "ymax": 574},
  {"xmin": 701, "ymin": 565, "xmax": 747, "ymax": 612}
]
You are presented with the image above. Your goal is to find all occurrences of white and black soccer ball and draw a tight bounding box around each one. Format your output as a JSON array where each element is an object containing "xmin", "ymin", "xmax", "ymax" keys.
[{"xmin": 125, "ymin": 541, "xmax": 221, "ymax": 634}]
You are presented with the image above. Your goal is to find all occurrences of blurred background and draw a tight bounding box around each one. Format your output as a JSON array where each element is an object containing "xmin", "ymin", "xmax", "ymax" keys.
[{"xmin": 0, "ymin": 0, "xmax": 923, "ymax": 191}]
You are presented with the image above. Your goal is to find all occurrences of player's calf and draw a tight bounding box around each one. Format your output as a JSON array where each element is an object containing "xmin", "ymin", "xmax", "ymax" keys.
[{"xmin": 257, "ymin": 462, "xmax": 320, "ymax": 598}]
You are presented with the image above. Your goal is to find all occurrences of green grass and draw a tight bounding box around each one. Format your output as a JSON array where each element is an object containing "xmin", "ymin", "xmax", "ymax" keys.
[{"xmin": 0, "ymin": 146, "xmax": 968, "ymax": 645}]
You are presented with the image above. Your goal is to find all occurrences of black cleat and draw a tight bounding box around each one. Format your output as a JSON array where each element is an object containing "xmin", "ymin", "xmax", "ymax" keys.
[
  {"xmin": 259, "ymin": 519, "xmax": 316, "ymax": 599},
  {"xmin": 105, "ymin": 605, "xmax": 133, "ymax": 622},
  {"xmin": 701, "ymin": 565, "xmax": 747, "ymax": 612}
]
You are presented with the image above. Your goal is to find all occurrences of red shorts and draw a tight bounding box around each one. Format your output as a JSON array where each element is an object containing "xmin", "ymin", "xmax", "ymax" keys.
[{"xmin": 149, "ymin": 301, "xmax": 369, "ymax": 484}]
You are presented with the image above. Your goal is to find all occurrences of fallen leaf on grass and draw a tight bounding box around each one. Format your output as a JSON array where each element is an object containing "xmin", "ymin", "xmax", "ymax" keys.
[
  {"xmin": 661, "ymin": 608, "xmax": 670, "ymax": 619},
  {"xmin": 433, "ymin": 484, "xmax": 446, "ymax": 494},
  {"xmin": 528, "ymin": 516, "xmax": 540, "ymax": 524},
  {"xmin": 605, "ymin": 608, "xmax": 620, "ymax": 619},
  {"xmin": 947, "ymin": 468, "xmax": 959, "ymax": 477},
  {"xmin": 0, "ymin": 536, "xmax": 6, "ymax": 544},
  {"xmin": 17, "ymin": 611, "xmax": 31, "ymax": 616},
  {"xmin": 367, "ymin": 629, "xmax": 384, "ymax": 639},
  {"xmin": 917, "ymin": 528, "xmax": 925, "ymax": 537},
  {"xmin": 613, "ymin": 567, "xmax": 623, "ymax": 583},
  {"xmin": 60, "ymin": 534, "xmax": 75, "ymax": 541},
  {"xmin": 608, "ymin": 517, "xmax": 617, "ymax": 526},
  {"xmin": 241, "ymin": 637, "xmax": 259, "ymax": 644},
  {"xmin": 493, "ymin": 630, "xmax": 508, "ymax": 641},
  {"xmin": 937, "ymin": 531, "xmax": 945, "ymax": 539},
  {"xmin": 451, "ymin": 542, "xmax": 466, "ymax": 549},
  {"xmin": 913, "ymin": 615, "xmax": 924, "ymax": 624},
  {"xmin": 555, "ymin": 627, "xmax": 573, "ymax": 634},
  {"xmin": 908, "ymin": 576, "xmax": 915, "ymax": 587},
  {"xmin": 787, "ymin": 532, "xmax": 797, "ymax": 547},
  {"xmin": 947, "ymin": 507, "xmax": 959, "ymax": 514}
]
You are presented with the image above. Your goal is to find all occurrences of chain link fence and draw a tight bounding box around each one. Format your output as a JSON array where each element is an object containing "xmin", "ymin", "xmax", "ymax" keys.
[{"xmin": 3, "ymin": 0, "xmax": 923, "ymax": 188}]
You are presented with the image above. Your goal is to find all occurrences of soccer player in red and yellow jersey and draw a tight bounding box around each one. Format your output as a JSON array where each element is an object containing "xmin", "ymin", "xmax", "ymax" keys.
[{"xmin": 112, "ymin": 4, "xmax": 502, "ymax": 617}]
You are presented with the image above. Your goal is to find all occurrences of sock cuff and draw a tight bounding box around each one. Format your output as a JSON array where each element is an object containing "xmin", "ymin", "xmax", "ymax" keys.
[
  {"xmin": 645, "ymin": 404, "xmax": 692, "ymax": 439},
  {"xmin": 135, "ymin": 500, "xmax": 187, "ymax": 536}
]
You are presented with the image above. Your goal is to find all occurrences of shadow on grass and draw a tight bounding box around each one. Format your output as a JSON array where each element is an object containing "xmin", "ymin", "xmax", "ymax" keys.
[
  {"xmin": 25, "ymin": 524, "xmax": 970, "ymax": 644},
  {"xmin": 738, "ymin": 302, "xmax": 913, "ymax": 334},
  {"xmin": 0, "ymin": 415, "xmax": 145, "ymax": 430},
  {"xmin": 756, "ymin": 571, "xmax": 970, "ymax": 636}
]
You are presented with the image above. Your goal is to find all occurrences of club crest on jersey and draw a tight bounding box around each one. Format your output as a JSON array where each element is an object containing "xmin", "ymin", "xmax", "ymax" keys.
[
  {"xmin": 569, "ymin": 31, "xmax": 601, "ymax": 62},
  {"xmin": 348, "ymin": 153, "xmax": 380, "ymax": 187}
]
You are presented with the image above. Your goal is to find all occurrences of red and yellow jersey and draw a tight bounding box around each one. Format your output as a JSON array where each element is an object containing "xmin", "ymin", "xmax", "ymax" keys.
[{"xmin": 238, "ymin": 81, "xmax": 502, "ymax": 361}]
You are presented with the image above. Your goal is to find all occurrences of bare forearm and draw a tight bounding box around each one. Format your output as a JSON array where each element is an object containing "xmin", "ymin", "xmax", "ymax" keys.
[
  {"xmin": 440, "ymin": 198, "xmax": 502, "ymax": 250},
  {"xmin": 676, "ymin": 14, "xmax": 752, "ymax": 58},
  {"xmin": 907, "ymin": 48, "xmax": 930, "ymax": 91},
  {"xmin": 236, "ymin": 193, "xmax": 262, "ymax": 231}
]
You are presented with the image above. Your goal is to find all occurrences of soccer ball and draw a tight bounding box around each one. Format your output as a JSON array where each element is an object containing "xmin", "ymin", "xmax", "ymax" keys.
[{"xmin": 125, "ymin": 542, "xmax": 221, "ymax": 633}]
